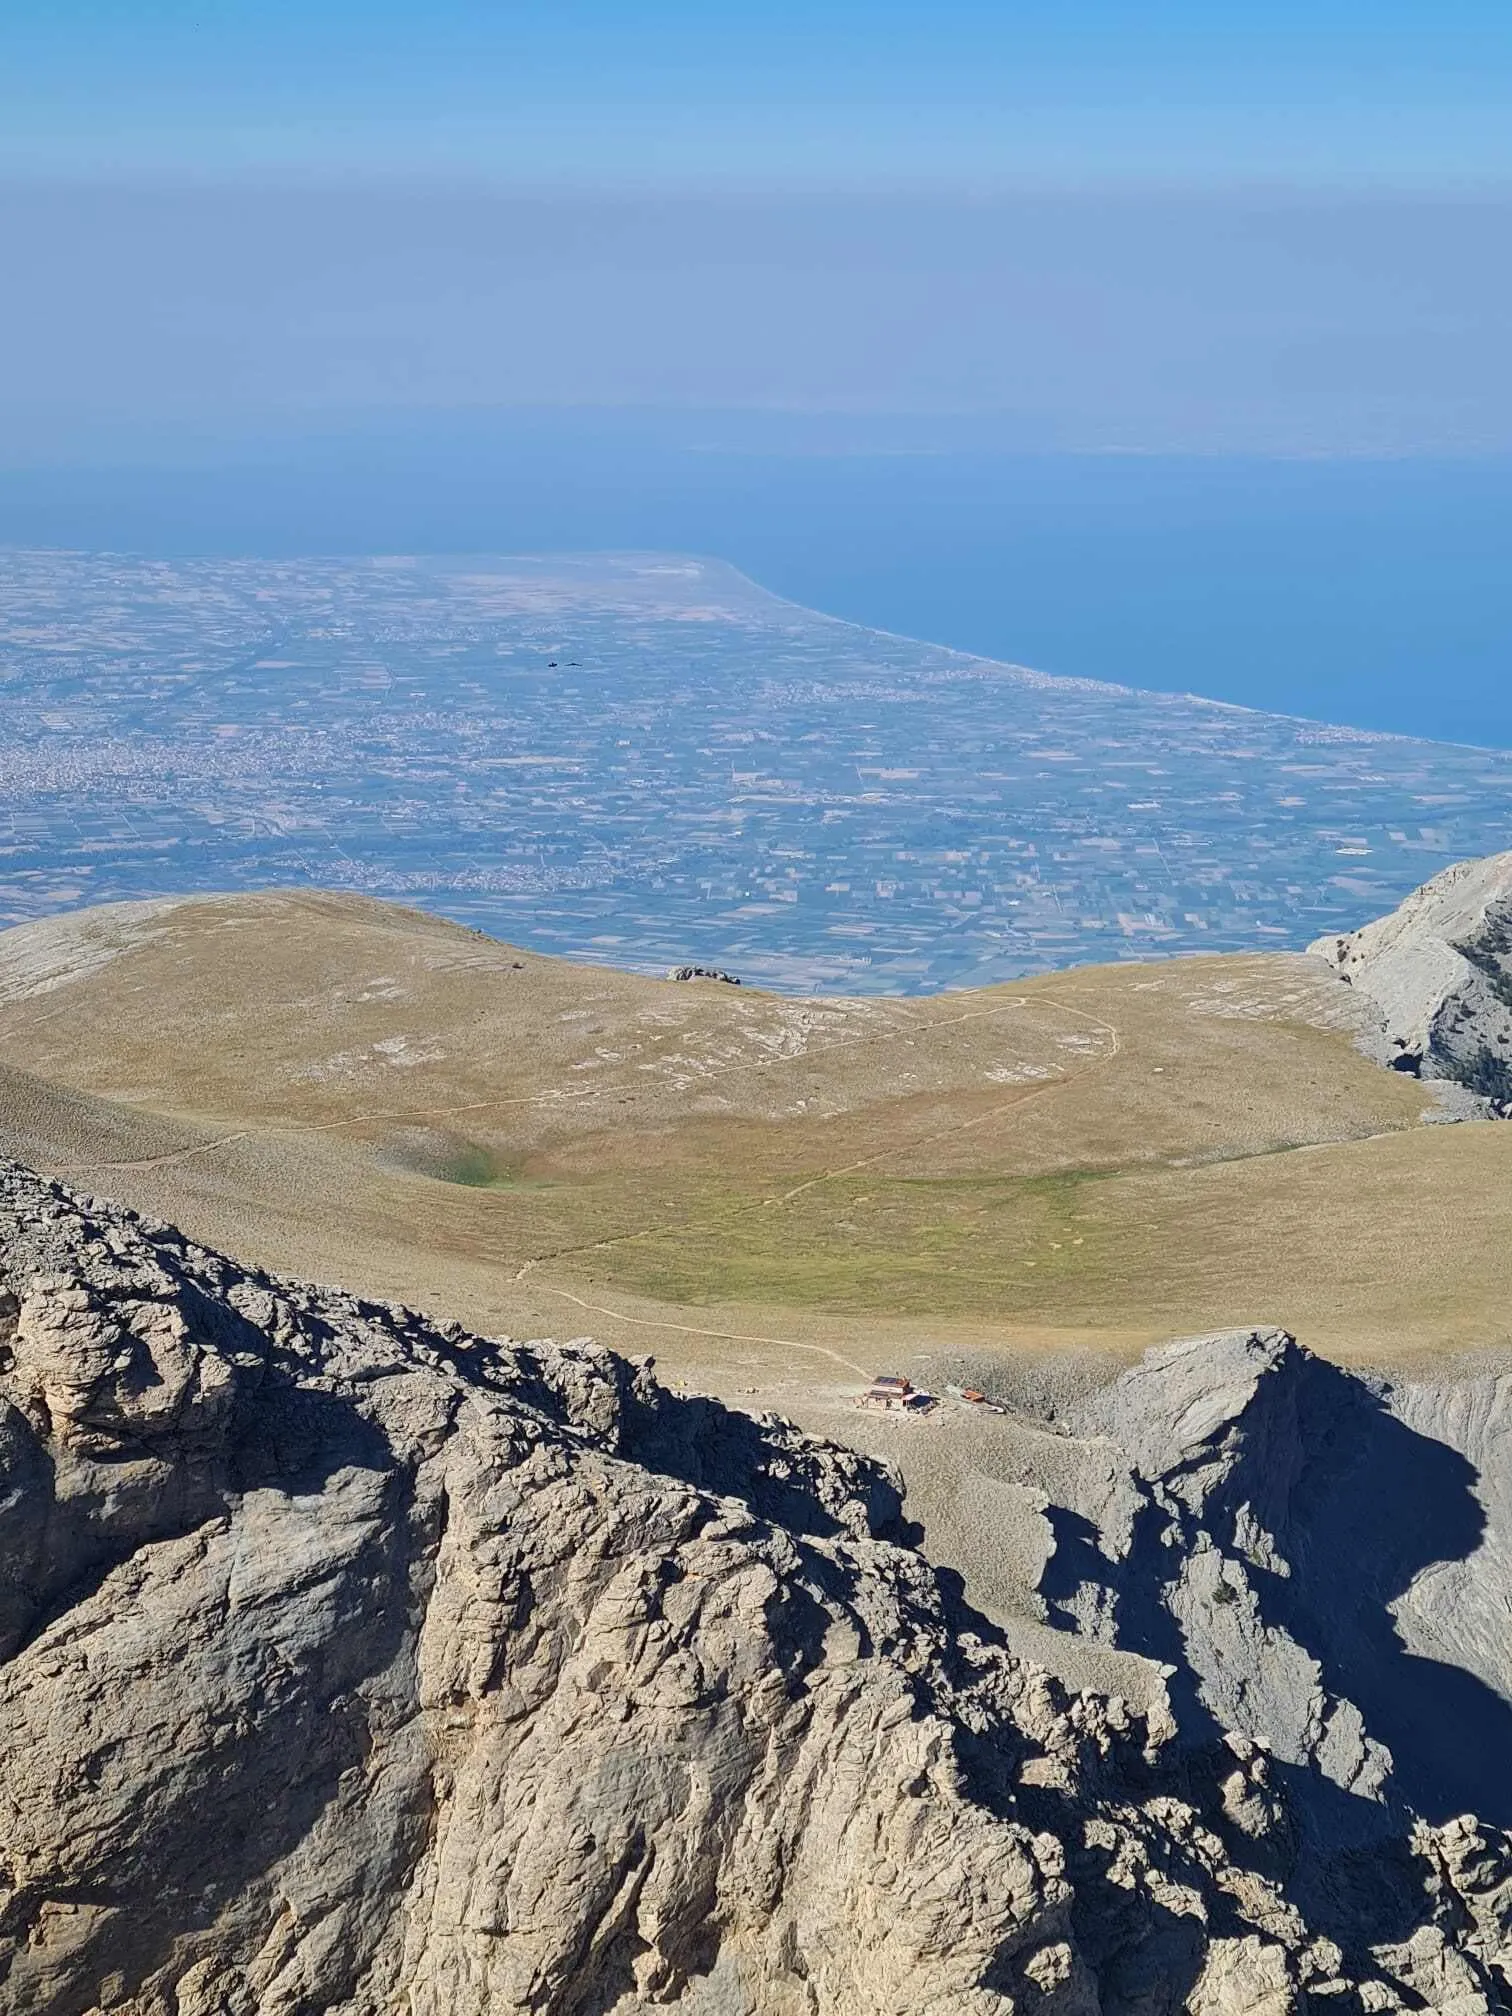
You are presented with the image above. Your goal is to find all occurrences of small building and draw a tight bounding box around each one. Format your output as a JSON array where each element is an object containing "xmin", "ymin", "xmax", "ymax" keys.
[{"xmin": 857, "ymin": 1374, "xmax": 935, "ymax": 1415}]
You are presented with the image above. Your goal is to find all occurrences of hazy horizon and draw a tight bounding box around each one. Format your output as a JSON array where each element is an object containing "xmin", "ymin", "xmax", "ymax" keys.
[
  {"xmin": 2, "ymin": 2, "xmax": 1507, "ymax": 745},
  {"xmin": 5, "ymin": 182, "xmax": 1510, "ymax": 463}
]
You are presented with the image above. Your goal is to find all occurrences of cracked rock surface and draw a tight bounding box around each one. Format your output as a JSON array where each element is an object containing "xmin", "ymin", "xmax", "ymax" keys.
[
  {"xmin": 2, "ymin": 1159, "xmax": 1511, "ymax": 2015},
  {"xmin": 1312, "ymin": 849, "xmax": 1512, "ymax": 1112}
]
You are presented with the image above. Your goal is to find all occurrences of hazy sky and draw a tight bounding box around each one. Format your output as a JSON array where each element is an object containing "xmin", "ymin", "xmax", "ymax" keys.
[
  {"xmin": 5, "ymin": 182, "xmax": 1509, "ymax": 460},
  {"xmin": 2, "ymin": 3, "xmax": 1509, "ymax": 459},
  {"xmin": 1, "ymin": 4, "xmax": 1508, "ymax": 740}
]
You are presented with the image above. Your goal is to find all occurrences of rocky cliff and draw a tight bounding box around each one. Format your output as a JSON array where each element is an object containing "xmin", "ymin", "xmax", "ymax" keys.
[
  {"xmin": 3, "ymin": 1157, "xmax": 1512, "ymax": 2016},
  {"xmin": 1312, "ymin": 851, "xmax": 1512, "ymax": 1112}
]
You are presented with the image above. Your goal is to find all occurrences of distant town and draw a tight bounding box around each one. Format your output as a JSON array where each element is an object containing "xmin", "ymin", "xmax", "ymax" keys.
[{"xmin": 2, "ymin": 548, "xmax": 1509, "ymax": 994}]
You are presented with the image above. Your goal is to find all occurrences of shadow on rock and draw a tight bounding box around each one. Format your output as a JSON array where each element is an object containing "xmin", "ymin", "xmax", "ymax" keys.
[
  {"xmin": 1048, "ymin": 1342, "xmax": 1512, "ymax": 1858},
  {"xmin": 1277, "ymin": 1357, "xmax": 1510, "ymax": 1831}
]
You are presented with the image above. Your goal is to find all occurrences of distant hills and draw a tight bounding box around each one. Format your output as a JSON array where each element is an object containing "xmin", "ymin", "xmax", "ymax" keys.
[{"xmin": 0, "ymin": 864, "xmax": 1507, "ymax": 1405}]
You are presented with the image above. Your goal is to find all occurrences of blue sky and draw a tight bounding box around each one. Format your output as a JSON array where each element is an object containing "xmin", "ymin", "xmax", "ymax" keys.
[{"xmin": 5, "ymin": 1, "xmax": 1512, "ymax": 185}]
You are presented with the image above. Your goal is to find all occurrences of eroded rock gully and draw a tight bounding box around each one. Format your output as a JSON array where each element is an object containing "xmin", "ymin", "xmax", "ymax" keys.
[{"xmin": 1, "ymin": 1158, "xmax": 1510, "ymax": 2016}]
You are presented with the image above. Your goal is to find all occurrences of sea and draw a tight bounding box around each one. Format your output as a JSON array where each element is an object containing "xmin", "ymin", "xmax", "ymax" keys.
[{"xmin": 1, "ymin": 426, "xmax": 1507, "ymax": 750}]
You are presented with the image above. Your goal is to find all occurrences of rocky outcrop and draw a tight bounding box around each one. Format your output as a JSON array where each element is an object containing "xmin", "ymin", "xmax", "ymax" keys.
[
  {"xmin": 1034, "ymin": 1330, "xmax": 1512, "ymax": 1907},
  {"xmin": 3, "ymin": 1161, "xmax": 1512, "ymax": 2014},
  {"xmin": 667, "ymin": 966, "xmax": 743, "ymax": 986},
  {"xmin": 1312, "ymin": 851, "xmax": 1512, "ymax": 1112}
]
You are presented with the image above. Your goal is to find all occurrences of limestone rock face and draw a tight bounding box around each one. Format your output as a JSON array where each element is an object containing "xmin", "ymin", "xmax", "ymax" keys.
[
  {"xmin": 1043, "ymin": 1329, "xmax": 1512, "ymax": 1884},
  {"xmin": 1311, "ymin": 850, "xmax": 1512, "ymax": 1111},
  {"xmin": 1, "ymin": 1160, "xmax": 1510, "ymax": 2015}
]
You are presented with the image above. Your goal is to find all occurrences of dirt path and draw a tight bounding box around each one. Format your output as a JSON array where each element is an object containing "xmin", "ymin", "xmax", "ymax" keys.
[{"xmin": 520, "ymin": 1278, "xmax": 876, "ymax": 1379}]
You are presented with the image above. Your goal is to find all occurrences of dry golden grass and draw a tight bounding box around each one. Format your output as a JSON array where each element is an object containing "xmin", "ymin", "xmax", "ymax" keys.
[{"xmin": 2, "ymin": 888, "xmax": 1503, "ymax": 1394}]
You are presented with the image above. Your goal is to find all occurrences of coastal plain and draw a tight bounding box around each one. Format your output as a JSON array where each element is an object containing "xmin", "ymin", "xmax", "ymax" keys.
[{"xmin": 6, "ymin": 547, "xmax": 1512, "ymax": 993}]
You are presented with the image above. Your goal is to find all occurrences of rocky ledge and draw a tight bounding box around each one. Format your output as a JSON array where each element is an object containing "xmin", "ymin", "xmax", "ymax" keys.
[
  {"xmin": 2, "ymin": 1158, "xmax": 1511, "ymax": 2015},
  {"xmin": 1313, "ymin": 850, "xmax": 1512, "ymax": 1114}
]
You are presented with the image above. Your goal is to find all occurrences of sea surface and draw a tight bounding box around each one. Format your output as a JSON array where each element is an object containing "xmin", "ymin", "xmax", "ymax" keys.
[{"xmin": 3, "ymin": 429, "xmax": 1508, "ymax": 747}]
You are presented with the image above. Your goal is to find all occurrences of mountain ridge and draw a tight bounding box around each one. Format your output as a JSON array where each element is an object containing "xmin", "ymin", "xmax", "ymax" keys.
[{"xmin": 5, "ymin": 1156, "xmax": 1512, "ymax": 2013}]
